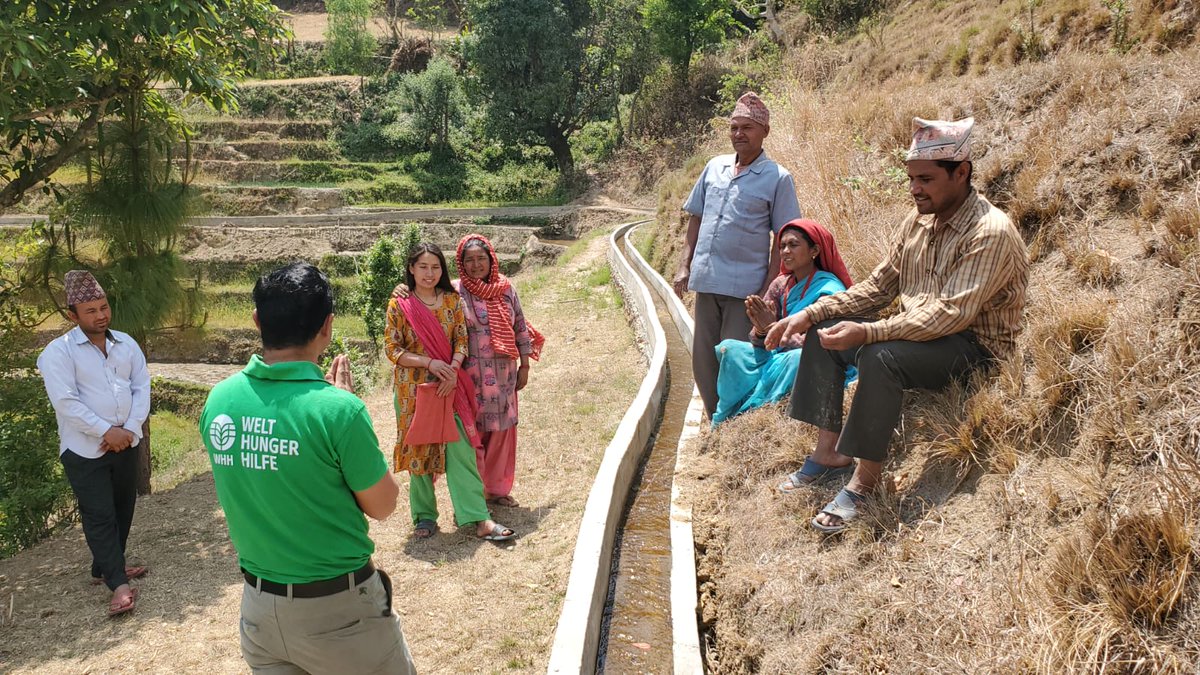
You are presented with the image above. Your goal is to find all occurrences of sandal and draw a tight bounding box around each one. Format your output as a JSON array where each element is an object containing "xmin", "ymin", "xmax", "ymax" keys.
[
  {"xmin": 486, "ymin": 495, "xmax": 520, "ymax": 508},
  {"xmin": 777, "ymin": 458, "xmax": 854, "ymax": 494},
  {"xmin": 812, "ymin": 488, "xmax": 867, "ymax": 534},
  {"xmin": 413, "ymin": 520, "xmax": 439, "ymax": 539},
  {"xmin": 91, "ymin": 565, "xmax": 149, "ymax": 586},
  {"xmin": 479, "ymin": 522, "xmax": 517, "ymax": 542},
  {"xmin": 107, "ymin": 587, "xmax": 139, "ymax": 618}
]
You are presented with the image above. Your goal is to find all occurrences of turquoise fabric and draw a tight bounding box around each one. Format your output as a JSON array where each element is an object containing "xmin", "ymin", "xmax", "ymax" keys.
[{"xmin": 712, "ymin": 271, "xmax": 856, "ymax": 425}]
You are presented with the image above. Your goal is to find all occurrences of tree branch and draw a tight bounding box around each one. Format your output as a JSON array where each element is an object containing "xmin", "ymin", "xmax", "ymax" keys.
[{"xmin": 0, "ymin": 98, "xmax": 111, "ymax": 208}]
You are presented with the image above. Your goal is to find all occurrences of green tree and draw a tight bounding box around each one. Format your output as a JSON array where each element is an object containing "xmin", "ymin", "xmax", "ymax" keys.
[
  {"xmin": 29, "ymin": 92, "xmax": 204, "ymax": 494},
  {"xmin": 641, "ymin": 0, "xmax": 732, "ymax": 86},
  {"xmin": 0, "ymin": 0, "xmax": 288, "ymax": 208},
  {"xmin": 391, "ymin": 57, "xmax": 468, "ymax": 152},
  {"xmin": 463, "ymin": 0, "xmax": 637, "ymax": 175},
  {"xmin": 326, "ymin": 0, "xmax": 379, "ymax": 75},
  {"xmin": 355, "ymin": 223, "xmax": 422, "ymax": 347}
]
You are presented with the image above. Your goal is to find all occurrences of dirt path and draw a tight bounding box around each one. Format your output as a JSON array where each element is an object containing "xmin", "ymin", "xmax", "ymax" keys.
[{"xmin": 0, "ymin": 232, "xmax": 643, "ymax": 674}]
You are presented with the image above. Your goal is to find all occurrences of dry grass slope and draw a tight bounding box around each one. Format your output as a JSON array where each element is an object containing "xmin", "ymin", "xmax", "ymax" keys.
[{"xmin": 647, "ymin": 4, "xmax": 1200, "ymax": 671}]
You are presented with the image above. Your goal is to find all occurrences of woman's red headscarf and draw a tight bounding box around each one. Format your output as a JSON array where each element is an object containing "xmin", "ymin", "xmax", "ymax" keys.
[
  {"xmin": 778, "ymin": 219, "xmax": 852, "ymax": 289},
  {"xmin": 456, "ymin": 234, "xmax": 545, "ymax": 361}
]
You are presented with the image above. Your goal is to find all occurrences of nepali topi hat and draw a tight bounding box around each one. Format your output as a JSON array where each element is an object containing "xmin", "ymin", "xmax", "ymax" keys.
[
  {"xmin": 906, "ymin": 116, "xmax": 974, "ymax": 162},
  {"xmin": 64, "ymin": 270, "xmax": 106, "ymax": 306},
  {"xmin": 730, "ymin": 92, "xmax": 770, "ymax": 128}
]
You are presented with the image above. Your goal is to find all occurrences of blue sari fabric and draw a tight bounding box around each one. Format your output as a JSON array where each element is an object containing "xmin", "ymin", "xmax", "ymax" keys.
[{"xmin": 712, "ymin": 271, "xmax": 856, "ymax": 426}]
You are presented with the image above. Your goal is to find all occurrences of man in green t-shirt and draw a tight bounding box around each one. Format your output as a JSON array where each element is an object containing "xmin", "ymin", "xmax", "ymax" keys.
[{"xmin": 200, "ymin": 262, "xmax": 416, "ymax": 674}]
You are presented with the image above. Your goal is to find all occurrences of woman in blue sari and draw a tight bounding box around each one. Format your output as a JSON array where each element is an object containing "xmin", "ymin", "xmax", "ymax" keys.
[{"xmin": 712, "ymin": 219, "xmax": 854, "ymax": 426}]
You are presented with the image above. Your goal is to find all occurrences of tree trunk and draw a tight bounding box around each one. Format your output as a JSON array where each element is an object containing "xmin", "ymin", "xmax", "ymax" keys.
[
  {"xmin": 136, "ymin": 418, "xmax": 152, "ymax": 495},
  {"xmin": 547, "ymin": 130, "xmax": 574, "ymax": 176}
]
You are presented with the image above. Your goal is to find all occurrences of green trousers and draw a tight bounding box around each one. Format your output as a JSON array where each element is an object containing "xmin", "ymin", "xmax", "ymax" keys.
[{"xmin": 409, "ymin": 416, "xmax": 491, "ymax": 527}]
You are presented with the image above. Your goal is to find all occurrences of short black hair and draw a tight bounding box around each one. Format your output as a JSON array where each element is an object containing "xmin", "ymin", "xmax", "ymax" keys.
[
  {"xmin": 252, "ymin": 262, "xmax": 334, "ymax": 349},
  {"xmin": 936, "ymin": 159, "xmax": 973, "ymax": 182},
  {"xmin": 405, "ymin": 243, "xmax": 456, "ymax": 293}
]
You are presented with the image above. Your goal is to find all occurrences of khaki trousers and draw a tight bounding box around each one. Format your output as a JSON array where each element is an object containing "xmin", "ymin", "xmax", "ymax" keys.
[{"xmin": 240, "ymin": 570, "xmax": 417, "ymax": 674}]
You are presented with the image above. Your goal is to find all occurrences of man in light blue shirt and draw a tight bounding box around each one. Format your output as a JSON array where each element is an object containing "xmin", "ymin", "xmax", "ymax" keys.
[
  {"xmin": 37, "ymin": 271, "xmax": 150, "ymax": 617},
  {"xmin": 675, "ymin": 92, "xmax": 803, "ymax": 416}
]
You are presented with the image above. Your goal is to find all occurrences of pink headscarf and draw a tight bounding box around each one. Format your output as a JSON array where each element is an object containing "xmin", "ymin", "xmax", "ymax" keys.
[{"xmin": 778, "ymin": 219, "xmax": 853, "ymax": 289}]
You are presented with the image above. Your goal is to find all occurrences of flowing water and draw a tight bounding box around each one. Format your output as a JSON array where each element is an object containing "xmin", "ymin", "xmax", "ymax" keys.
[{"xmin": 597, "ymin": 256, "xmax": 695, "ymax": 674}]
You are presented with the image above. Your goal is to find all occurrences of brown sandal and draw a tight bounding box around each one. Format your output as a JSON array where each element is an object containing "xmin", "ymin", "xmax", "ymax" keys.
[
  {"xmin": 91, "ymin": 565, "xmax": 149, "ymax": 585},
  {"xmin": 107, "ymin": 587, "xmax": 139, "ymax": 618}
]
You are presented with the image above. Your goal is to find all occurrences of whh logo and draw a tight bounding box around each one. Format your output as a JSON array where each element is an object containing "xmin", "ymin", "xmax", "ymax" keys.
[{"xmin": 209, "ymin": 414, "xmax": 237, "ymax": 452}]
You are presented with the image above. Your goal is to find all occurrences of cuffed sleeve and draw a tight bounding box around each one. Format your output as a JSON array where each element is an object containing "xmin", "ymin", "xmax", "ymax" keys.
[{"xmin": 770, "ymin": 173, "xmax": 803, "ymax": 232}]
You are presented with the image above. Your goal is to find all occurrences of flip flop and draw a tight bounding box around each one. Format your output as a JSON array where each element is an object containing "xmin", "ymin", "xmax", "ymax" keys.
[
  {"xmin": 777, "ymin": 458, "xmax": 854, "ymax": 494},
  {"xmin": 107, "ymin": 587, "xmax": 139, "ymax": 618},
  {"xmin": 413, "ymin": 520, "xmax": 439, "ymax": 539},
  {"xmin": 91, "ymin": 565, "xmax": 149, "ymax": 586},
  {"xmin": 486, "ymin": 495, "xmax": 520, "ymax": 508},
  {"xmin": 812, "ymin": 488, "xmax": 867, "ymax": 534},
  {"xmin": 479, "ymin": 522, "xmax": 517, "ymax": 542}
]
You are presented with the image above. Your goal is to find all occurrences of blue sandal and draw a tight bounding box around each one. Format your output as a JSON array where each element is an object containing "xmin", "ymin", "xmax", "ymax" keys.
[
  {"xmin": 812, "ymin": 488, "xmax": 867, "ymax": 534},
  {"xmin": 776, "ymin": 457, "xmax": 854, "ymax": 494}
]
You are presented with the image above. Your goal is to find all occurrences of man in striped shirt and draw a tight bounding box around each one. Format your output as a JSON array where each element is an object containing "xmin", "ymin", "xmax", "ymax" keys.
[{"xmin": 765, "ymin": 117, "xmax": 1029, "ymax": 533}]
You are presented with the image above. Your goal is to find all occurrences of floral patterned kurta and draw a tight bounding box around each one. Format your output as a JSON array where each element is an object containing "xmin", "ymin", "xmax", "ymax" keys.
[
  {"xmin": 384, "ymin": 292, "xmax": 469, "ymax": 475},
  {"xmin": 456, "ymin": 281, "xmax": 534, "ymax": 432}
]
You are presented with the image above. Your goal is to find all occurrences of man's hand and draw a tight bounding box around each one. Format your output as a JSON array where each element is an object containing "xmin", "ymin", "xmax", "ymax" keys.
[
  {"xmin": 672, "ymin": 267, "xmax": 690, "ymax": 298},
  {"xmin": 817, "ymin": 322, "xmax": 868, "ymax": 351},
  {"xmin": 324, "ymin": 354, "xmax": 356, "ymax": 393},
  {"xmin": 391, "ymin": 282, "xmax": 411, "ymax": 299},
  {"xmin": 764, "ymin": 312, "xmax": 813, "ymax": 350},
  {"xmin": 101, "ymin": 426, "xmax": 135, "ymax": 453}
]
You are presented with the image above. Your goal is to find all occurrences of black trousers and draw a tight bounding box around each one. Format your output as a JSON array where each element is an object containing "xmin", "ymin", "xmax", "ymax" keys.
[
  {"xmin": 788, "ymin": 319, "xmax": 992, "ymax": 462},
  {"xmin": 60, "ymin": 448, "xmax": 138, "ymax": 590}
]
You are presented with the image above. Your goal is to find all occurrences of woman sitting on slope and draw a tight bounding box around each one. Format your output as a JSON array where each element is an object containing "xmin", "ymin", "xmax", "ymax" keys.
[{"xmin": 712, "ymin": 218, "xmax": 854, "ymax": 426}]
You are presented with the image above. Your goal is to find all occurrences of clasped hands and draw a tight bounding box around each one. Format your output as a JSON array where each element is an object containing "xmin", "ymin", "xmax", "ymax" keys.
[
  {"xmin": 101, "ymin": 426, "xmax": 137, "ymax": 453},
  {"xmin": 762, "ymin": 312, "xmax": 868, "ymax": 352}
]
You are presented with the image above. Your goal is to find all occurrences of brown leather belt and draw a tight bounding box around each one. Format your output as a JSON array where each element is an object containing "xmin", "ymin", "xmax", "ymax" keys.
[{"xmin": 241, "ymin": 562, "xmax": 375, "ymax": 598}]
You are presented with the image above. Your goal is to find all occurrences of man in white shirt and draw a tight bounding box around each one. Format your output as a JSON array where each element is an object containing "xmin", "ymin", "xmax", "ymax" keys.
[{"xmin": 37, "ymin": 271, "xmax": 151, "ymax": 617}]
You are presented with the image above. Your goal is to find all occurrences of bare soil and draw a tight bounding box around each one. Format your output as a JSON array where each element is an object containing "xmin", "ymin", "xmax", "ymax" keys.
[
  {"xmin": 0, "ymin": 231, "xmax": 644, "ymax": 674},
  {"xmin": 285, "ymin": 12, "xmax": 457, "ymax": 43}
]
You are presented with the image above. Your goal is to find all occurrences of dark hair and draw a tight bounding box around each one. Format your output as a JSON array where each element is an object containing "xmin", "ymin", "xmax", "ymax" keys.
[
  {"xmin": 779, "ymin": 225, "xmax": 817, "ymax": 248},
  {"xmin": 405, "ymin": 243, "xmax": 456, "ymax": 293},
  {"xmin": 936, "ymin": 159, "xmax": 973, "ymax": 182},
  {"xmin": 252, "ymin": 262, "xmax": 334, "ymax": 349}
]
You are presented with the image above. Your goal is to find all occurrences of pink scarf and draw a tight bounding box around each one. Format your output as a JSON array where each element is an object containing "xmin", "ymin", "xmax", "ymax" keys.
[{"xmin": 396, "ymin": 295, "xmax": 482, "ymax": 450}]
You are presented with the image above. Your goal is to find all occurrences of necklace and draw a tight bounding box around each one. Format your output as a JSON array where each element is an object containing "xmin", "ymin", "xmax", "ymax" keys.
[{"xmin": 417, "ymin": 290, "xmax": 440, "ymax": 307}]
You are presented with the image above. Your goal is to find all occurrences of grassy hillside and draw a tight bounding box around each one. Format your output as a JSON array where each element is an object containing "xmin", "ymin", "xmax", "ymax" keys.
[{"xmin": 643, "ymin": 1, "xmax": 1200, "ymax": 671}]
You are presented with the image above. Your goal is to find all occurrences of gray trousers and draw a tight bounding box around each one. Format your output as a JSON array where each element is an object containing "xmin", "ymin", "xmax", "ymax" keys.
[
  {"xmin": 788, "ymin": 319, "xmax": 992, "ymax": 462},
  {"xmin": 240, "ymin": 569, "xmax": 417, "ymax": 674},
  {"xmin": 693, "ymin": 292, "xmax": 753, "ymax": 417}
]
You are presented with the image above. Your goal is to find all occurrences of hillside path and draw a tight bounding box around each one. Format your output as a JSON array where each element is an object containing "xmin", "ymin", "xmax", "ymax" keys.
[{"xmin": 0, "ymin": 232, "xmax": 644, "ymax": 674}]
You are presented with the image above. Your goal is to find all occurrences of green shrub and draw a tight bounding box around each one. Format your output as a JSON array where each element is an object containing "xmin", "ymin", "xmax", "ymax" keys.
[
  {"xmin": 354, "ymin": 234, "xmax": 406, "ymax": 346},
  {"xmin": 0, "ymin": 376, "xmax": 74, "ymax": 558},
  {"xmin": 270, "ymin": 41, "xmax": 330, "ymax": 79},
  {"xmin": 150, "ymin": 378, "xmax": 212, "ymax": 419},
  {"xmin": 468, "ymin": 162, "xmax": 562, "ymax": 203},
  {"xmin": 320, "ymin": 332, "xmax": 378, "ymax": 396},
  {"xmin": 325, "ymin": 0, "xmax": 380, "ymax": 75},
  {"xmin": 319, "ymin": 252, "xmax": 360, "ymax": 277}
]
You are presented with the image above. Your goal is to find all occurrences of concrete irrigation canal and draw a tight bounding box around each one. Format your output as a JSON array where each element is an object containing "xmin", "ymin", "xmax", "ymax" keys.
[{"xmin": 548, "ymin": 221, "xmax": 705, "ymax": 674}]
